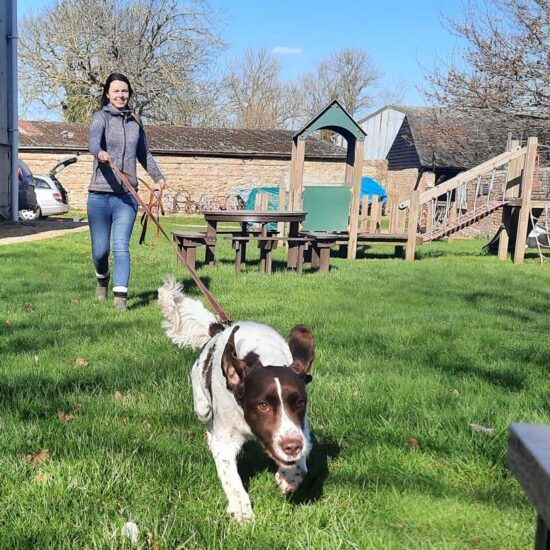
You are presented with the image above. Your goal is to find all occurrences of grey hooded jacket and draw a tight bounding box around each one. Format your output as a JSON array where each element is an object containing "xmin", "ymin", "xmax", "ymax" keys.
[{"xmin": 88, "ymin": 104, "xmax": 164, "ymax": 193}]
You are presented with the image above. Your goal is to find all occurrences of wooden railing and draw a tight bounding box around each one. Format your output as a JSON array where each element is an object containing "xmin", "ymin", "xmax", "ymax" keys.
[{"xmin": 397, "ymin": 137, "xmax": 538, "ymax": 262}]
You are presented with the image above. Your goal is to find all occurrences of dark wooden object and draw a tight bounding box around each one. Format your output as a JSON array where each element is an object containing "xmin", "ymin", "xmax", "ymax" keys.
[
  {"xmin": 172, "ymin": 231, "xmax": 215, "ymax": 271},
  {"xmin": 203, "ymin": 210, "xmax": 307, "ymax": 269},
  {"xmin": 227, "ymin": 235, "xmax": 310, "ymax": 274},
  {"xmin": 507, "ymin": 423, "xmax": 550, "ymax": 549}
]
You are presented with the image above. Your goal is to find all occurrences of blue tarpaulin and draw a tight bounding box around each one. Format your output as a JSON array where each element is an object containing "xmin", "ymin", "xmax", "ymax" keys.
[{"xmin": 360, "ymin": 177, "xmax": 387, "ymax": 204}]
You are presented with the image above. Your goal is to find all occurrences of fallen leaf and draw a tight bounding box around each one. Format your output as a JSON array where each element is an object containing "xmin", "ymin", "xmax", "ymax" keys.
[
  {"xmin": 121, "ymin": 522, "xmax": 139, "ymax": 546},
  {"xmin": 35, "ymin": 472, "xmax": 52, "ymax": 484},
  {"xmin": 449, "ymin": 389, "xmax": 460, "ymax": 397},
  {"xmin": 390, "ymin": 523, "xmax": 407, "ymax": 529},
  {"xmin": 405, "ymin": 437, "xmax": 419, "ymax": 450},
  {"xmin": 146, "ymin": 531, "xmax": 159, "ymax": 549},
  {"xmin": 23, "ymin": 304, "xmax": 36, "ymax": 313},
  {"xmin": 70, "ymin": 298, "xmax": 80, "ymax": 305},
  {"xmin": 139, "ymin": 393, "xmax": 147, "ymax": 402},
  {"xmin": 75, "ymin": 357, "xmax": 89, "ymax": 367},
  {"xmin": 26, "ymin": 449, "xmax": 51, "ymax": 466},
  {"xmin": 58, "ymin": 411, "xmax": 73, "ymax": 424},
  {"xmin": 5, "ymin": 319, "xmax": 11, "ymax": 326},
  {"xmin": 114, "ymin": 391, "xmax": 124, "ymax": 401}
]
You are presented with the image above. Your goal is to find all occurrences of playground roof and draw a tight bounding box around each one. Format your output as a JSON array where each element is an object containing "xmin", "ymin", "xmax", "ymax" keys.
[
  {"xmin": 18, "ymin": 121, "xmax": 346, "ymax": 160},
  {"xmin": 293, "ymin": 100, "xmax": 366, "ymax": 144}
]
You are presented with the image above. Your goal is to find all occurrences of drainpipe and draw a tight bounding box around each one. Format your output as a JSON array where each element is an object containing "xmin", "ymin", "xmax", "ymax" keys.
[{"xmin": 8, "ymin": 0, "xmax": 18, "ymax": 221}]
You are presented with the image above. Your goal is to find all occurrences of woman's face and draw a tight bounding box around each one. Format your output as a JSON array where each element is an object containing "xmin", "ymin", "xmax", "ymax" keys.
[{"xmin": 107, "ymin": 80, "xmax": 130, "ymax": 110}]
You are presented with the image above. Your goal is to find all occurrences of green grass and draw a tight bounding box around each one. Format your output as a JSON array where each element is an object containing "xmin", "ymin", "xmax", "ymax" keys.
[{"xmin": 1, "ymin": 216, "xmax": 549, "ymax": 548}]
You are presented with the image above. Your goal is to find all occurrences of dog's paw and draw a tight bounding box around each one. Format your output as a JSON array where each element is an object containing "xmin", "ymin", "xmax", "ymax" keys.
[
  {"xmin": 227, "ymin": 498, "xmax": 254, "ymax": 522},
  {"xmin": 275, "ymin": 464, "xmax": 306, "ymax": 494}
]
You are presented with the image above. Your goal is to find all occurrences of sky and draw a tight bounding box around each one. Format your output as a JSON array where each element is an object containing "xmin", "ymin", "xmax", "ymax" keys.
[{"xmin": 17, "ymin": 0, "xmax": 465, "ymax": 116}]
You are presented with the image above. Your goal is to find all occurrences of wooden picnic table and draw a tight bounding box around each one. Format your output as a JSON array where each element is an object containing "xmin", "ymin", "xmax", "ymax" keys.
[
  {"xmin": 203, "ymin": 210, "xmax": 307, "ymax": 269},
  {"xmin": 507, "ymin": 423, "xmax": 550, "ymax": 549}
]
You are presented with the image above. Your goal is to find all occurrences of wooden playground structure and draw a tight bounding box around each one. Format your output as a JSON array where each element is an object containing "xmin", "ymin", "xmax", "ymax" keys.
[
  {"xmin": 173, "ymin": 99, "xmax": 548, "ymax": 273},
  {"xmin": 276, "ymin": 100, "xmax": 546, "ymax": 265},
  {"xmin": 397, "ymin": 136, "xmax": 543, "ymax": 264}
]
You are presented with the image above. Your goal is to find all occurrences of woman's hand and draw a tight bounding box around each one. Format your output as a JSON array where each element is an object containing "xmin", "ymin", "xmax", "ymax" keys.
[
  {"xmin": 98, "ymin": 151, "xmax": 111, "ymax": 163},
  {"xmin": 154, "ymin": 179, "xmax": 166, "ymax": 193}
]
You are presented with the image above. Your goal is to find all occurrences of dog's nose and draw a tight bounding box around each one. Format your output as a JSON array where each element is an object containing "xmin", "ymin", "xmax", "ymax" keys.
[{"xmin": 281, "ymin": 438, "xmax": 303, "ymax": 457}]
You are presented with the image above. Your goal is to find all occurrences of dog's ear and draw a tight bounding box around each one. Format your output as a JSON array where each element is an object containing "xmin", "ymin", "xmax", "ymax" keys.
[
  {"xmin": 221, "ymin": 326, "xmax": 248, "ymax": 391},
  {"xmin": 288, "ymin": 325, "xmax": 315, "ymax": 379}
]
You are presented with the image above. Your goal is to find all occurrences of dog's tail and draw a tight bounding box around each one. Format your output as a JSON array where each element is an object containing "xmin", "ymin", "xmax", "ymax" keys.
[{"xmin": 158, "ymin": 277, "xmax": 220, "ymax": 349}]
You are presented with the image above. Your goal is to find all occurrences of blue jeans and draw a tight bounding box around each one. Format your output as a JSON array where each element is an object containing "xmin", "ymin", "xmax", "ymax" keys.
[{"xmin": 87, "ymin": 192, "xmax": 138, "ymax": 291}]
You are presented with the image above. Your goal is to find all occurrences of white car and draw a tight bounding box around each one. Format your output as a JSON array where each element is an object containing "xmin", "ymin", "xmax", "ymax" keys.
[{"xmin": 27, "ymin": 156, "xmax": 77, "ymax": 219}]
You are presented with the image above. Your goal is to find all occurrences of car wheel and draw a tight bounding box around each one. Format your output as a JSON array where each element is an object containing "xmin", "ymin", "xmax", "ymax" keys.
[{"xmin": 19, "ymin": 207, "xmax": 41, "ymax": 221}]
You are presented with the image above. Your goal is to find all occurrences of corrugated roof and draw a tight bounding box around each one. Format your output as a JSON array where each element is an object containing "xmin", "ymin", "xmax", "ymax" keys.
[{"xmin": 18, "ymin": 121, "xmax": 346, "ymax": 160}]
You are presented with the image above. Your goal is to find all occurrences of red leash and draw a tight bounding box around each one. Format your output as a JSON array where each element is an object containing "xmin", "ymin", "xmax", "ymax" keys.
[{"xmin": 108, "ymin": 162, "xmax": 232, "ymax": 324}]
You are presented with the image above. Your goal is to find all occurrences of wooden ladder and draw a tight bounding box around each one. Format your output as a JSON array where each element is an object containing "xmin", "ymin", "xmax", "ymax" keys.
[{"xmin": 422, "ymin": 200, "xmax": 509, "ymax": 242}]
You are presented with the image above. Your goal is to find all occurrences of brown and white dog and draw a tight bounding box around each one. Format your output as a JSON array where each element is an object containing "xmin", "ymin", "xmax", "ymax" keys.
[{"xmin": 158, "ymin": 279, "xmax": 315, "ymax": 521}]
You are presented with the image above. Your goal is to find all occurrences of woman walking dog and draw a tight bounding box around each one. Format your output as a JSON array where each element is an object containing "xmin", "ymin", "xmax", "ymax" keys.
[{"xmin": 87, "ymin": 72, "xmax": 165, "ymax": 311}]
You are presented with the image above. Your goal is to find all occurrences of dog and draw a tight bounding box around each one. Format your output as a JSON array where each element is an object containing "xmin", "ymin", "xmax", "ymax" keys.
[{"xmin": 158, "ymin": 278, "xmax": 315, "ymax": 521}]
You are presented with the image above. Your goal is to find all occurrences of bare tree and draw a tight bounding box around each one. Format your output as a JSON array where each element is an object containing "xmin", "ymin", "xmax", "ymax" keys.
[
  {"xmin": 426, "ymin": 0, "xmax": 550, "ymax": 128},
  {"xmin": 300, "ymin": 47, "xmax": 381, "ymax": 121},
  {"xmin": 19, "ymin": 0, "xmax": 224, "ymax": 123},
  {"xmin": 375, "ymin": 74, "xmax": 410, "ymax": 109},
  {"xmin": 221, "ymin": 48, "xmax": 302, "ymax": 129}
]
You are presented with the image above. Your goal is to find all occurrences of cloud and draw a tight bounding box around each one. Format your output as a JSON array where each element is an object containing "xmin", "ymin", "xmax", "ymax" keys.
[{"xmin": 272, "ymin": 46, "xmax": 303, "ymax": 55}]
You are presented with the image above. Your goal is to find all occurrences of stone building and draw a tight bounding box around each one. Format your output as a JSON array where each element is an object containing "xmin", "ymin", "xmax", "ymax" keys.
[{"xmin": 19, "ymin": 121, "xmax": 388, "ymax": 211}]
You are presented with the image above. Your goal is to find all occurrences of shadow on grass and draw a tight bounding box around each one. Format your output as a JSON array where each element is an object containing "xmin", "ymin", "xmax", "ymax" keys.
[
  {"xmin": 331, "ymin": 464, "xmax": 527, "ymax": 512},
  {"xmin": 416, "ymin": 247, "xmax": 487, "ymax": 259},
  {"xmin": 238, "ymin": 433, "xmax": 340, "ymax": 505}
]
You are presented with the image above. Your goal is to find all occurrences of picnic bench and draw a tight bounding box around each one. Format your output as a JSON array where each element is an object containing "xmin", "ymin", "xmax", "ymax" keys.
[
  {"xmin": 227, "ymin": 234, "xmax": 311, "ymax": 274},
  {"xmin": 507, "ymin": 423, "xmax": 550, "ymax": 549},
  {"xmin": 203, "ymin": 210, "xmax": 307, "ymax": 273},
  {"xmin": 172, "ymin": 231, "xmax": 215, "ymax": 271}
]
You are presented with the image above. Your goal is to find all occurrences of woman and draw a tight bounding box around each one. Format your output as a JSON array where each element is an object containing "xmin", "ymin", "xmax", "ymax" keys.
[{"xmin": 87, "ymin": 73, "xmax": 165, "ymax": 311}]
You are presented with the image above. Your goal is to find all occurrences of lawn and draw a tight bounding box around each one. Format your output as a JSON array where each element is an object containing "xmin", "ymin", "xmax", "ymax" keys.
[{"xmin": 1, "ymin": 215, "xmax": 549, "ymax": 548}]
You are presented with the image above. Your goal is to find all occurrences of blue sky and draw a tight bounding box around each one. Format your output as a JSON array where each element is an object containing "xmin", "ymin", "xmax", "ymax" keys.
[{"xmin": 17, "ymin": 0, "xmax": 464, "ymax": 108}]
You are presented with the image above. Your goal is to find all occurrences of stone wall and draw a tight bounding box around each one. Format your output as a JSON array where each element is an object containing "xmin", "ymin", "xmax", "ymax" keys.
[{"xmin": 20, "ymin": 151, "xmax": 388, "ymax": 211}]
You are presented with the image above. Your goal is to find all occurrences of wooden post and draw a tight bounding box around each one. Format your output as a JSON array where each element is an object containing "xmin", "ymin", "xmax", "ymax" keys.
[
  {"xmin": 360, "ymin": 196, "xmax": 369, "ymax": 231},
  {"xmin": 289, "ymin": 138, "xmax": 305, "ymax": 211},
  {"xmin": 396, "ymin": 193, "xmax": 407, "ymax": 233},
  {"xmin": 389, "ymin": 202, "xmax": 397, "ymax": 233},
  {"xmin": 447, "ymin": 198, "xmax": 457, "ymax": 244},
  {"xmin": 278, "ymin": 175, "xmax": 287, "ymax": 237},
  {"xmin": 370, "ymin": 195, "xmax": 380, "ymax": 233},
  {"xmin": 426, "ymin": 199, "xmax": 433, "ymax": 238},
  {"xmin": 347, "ymin": 139, "xmax": 364, "ymax": 260},
  {"xmin": 498, "ymin": 140, "xmax": 521, "ymax": 261},
  {"xmin": 405, "ymin": 190, "xmax": 420, "ymax": 261},
  {"xmin": 514, "ymin": 137, "xmax": 538, "ymax": 264}
]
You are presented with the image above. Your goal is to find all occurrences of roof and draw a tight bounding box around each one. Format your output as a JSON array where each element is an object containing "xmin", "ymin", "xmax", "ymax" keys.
[
  {"xmin": 18, "ymin": 121, "xmax": 346, "ymax": 160},
  {"xmin": 294, "ymin": 99, "xmax": 366, "ymax": 143},
  {"xmin": 361, "ymin": 104, "xmax": 530, "ymax": 170}
]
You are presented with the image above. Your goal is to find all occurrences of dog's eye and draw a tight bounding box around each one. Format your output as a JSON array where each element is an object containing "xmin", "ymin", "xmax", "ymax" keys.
[
  {"xmin": 257, "ymin": 401, "xmax": 270, "ymax": 412},
  {"xmin": 295, "ymin": 399, "xmax": 306, "ymax": 409}
]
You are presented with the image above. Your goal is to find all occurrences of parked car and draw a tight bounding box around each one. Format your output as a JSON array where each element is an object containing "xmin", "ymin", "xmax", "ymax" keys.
[
  {"xmin": 18, "ymin": 159, "xmax": 39, "ymax": 221},
  {"xmin": 22, "ymin": 155, "xmax": 77, "ymax": 220}
]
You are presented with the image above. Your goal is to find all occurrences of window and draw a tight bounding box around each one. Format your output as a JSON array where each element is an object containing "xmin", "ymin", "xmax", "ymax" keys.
[{"xmin": 34, "ymin": 177, "xmax": 52, "ymax": 189}]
